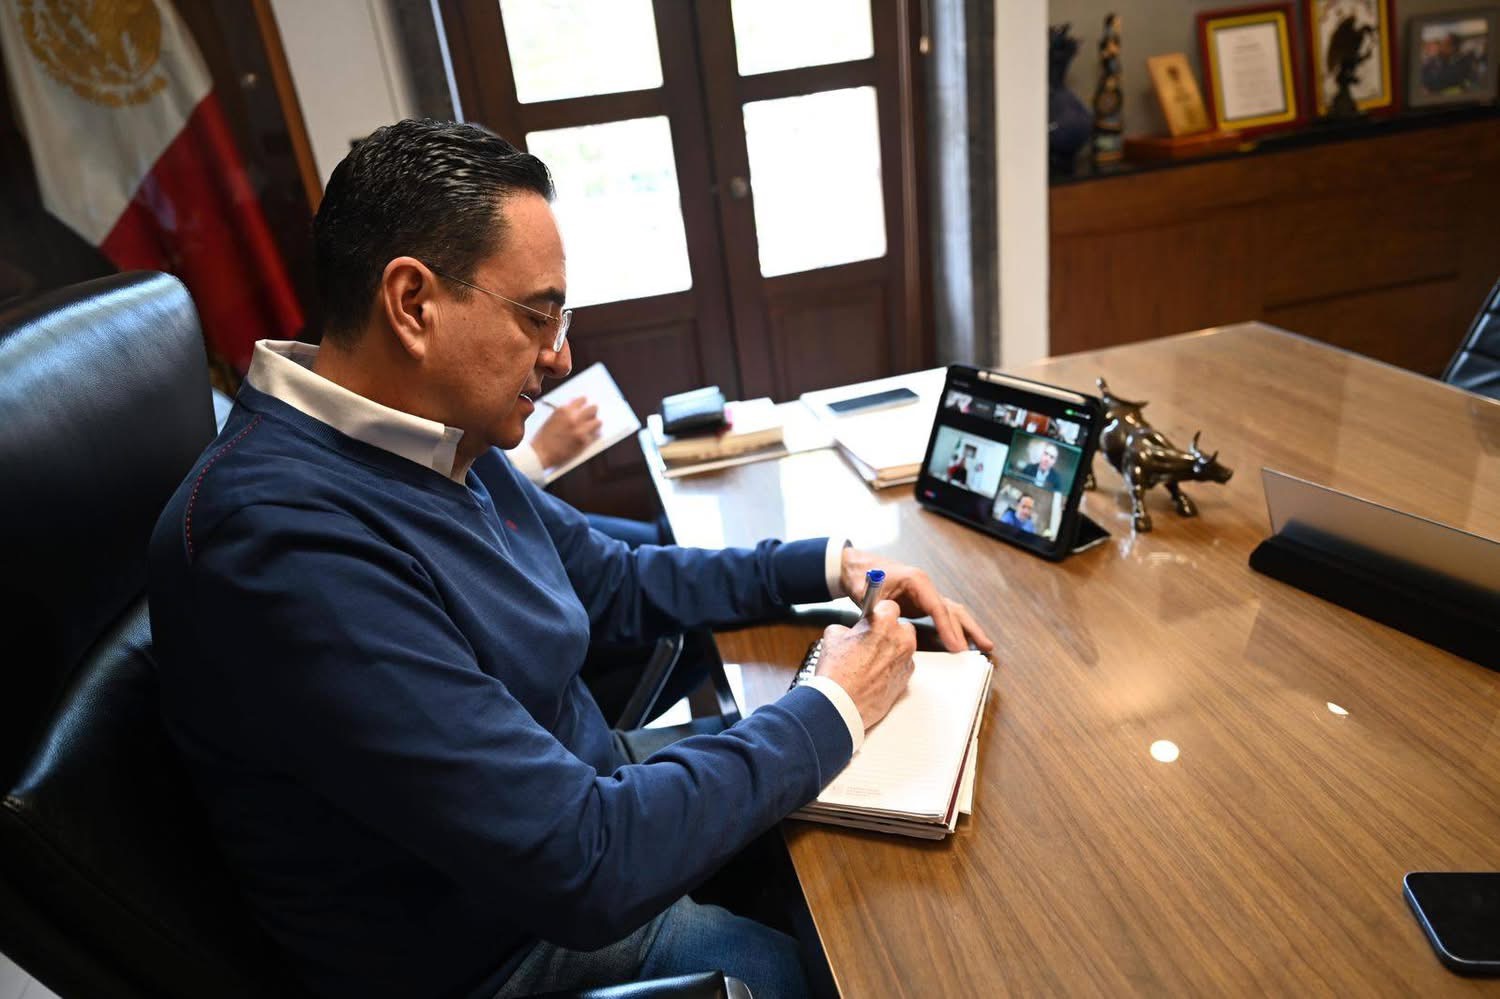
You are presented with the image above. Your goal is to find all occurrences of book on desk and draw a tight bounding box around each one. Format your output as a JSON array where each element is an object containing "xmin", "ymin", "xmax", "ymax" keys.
[
  {"xmin": 644, "ymin": 398, "xmax": 834, "ymax": 478},
  {"xmin": 788, "ymin": 647, "xmax": 993, "ymax": 840},
  {"xmin": 650, "ymin": 397, "xmax": 784, "ymax": 464},
  {"xmin": 801, "ymin": 369, "xmax": 947, "ymax": 489}
]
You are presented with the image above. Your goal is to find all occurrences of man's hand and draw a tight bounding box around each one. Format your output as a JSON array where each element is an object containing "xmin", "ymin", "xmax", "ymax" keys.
[
  {"xmin": 531, "ymin": 397, "xmax": 602, "ymax": 468},
  {"xmin": 839, "ymin": 547, "xmax": 995, "ymax": 653},
  {"xmin": 816, "ymin": 601, "xmax": 917, "ymax": 731}
]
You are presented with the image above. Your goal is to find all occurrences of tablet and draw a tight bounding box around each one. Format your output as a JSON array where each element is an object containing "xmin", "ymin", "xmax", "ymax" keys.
[{"xmin": 915, "ymin": 367, "xmax": 1103, "ymax": 561}]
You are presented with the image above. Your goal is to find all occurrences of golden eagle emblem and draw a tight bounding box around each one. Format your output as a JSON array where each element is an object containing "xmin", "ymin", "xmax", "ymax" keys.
[{"xmin": 19, "ymin": 0, "xmax": 168, "ymax": 108}]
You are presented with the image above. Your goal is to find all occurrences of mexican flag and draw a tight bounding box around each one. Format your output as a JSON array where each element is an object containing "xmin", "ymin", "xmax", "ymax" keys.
[{"xmin": 0, "ymin": 0, "xmax": 303, "ymax": 372}]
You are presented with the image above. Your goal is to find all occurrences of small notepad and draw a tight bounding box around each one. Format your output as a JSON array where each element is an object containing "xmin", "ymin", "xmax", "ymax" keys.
[{"xmin": 519, "ymin": 363, "xmax": 641, "ymax": 484}]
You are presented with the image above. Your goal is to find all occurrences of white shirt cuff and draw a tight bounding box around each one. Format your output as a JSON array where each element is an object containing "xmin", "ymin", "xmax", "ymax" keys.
[
  {"xmin": 509, "ymin": 442, "xmax": 547, "ymax": 486},
  {"xmin": 823, "ymin": 537, "xmax": 850, "ymax": 600},
  {"xmin": 801, "ymin": 675, "xmax": 865, "ymax": 754}
]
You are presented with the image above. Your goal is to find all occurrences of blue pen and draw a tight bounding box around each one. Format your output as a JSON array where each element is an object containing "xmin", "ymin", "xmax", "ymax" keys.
[{"xmin": 857, "ymin": 568, "xmax": 886, "ymax": 622}]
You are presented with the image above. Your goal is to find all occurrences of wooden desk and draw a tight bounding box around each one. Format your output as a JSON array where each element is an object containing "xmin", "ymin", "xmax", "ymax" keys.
[{"xmin": 642, "ymin": 323, "xmax": 1500, "ymax": 996}]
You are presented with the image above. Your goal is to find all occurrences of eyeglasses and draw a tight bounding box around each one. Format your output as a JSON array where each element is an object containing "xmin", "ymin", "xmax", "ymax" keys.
[{"xmin": 432, "ymin": 269, "xmax": 572, "ymax": 353}]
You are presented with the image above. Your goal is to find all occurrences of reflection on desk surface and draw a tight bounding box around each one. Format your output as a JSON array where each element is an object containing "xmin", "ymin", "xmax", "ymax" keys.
[{"xmin": 642, "ymin": 322, "xmax": 1500, "ymax": 997}]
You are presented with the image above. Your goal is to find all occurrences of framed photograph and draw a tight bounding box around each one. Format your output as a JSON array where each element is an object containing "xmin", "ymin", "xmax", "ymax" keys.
[
  {"xmin": 1407, "ymin": 8, "xmax": 1500, "ymax": 108},
  {"xmin": 1147, "ymin": 53, "xmax": 1213, "ymax": 136},
  {"xmin": 1308, "ymin": 0, "xmax": 1398, "ymax": 115},
  {"xmin": 1197, "ymin": 5, "xmax": 1304, "ymax": 135}
]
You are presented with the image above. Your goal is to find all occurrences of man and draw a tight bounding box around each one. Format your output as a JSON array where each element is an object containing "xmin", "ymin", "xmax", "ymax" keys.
[
  {"xmin": 999, "ymin": 494, "xmax": 1038, "ymax": 534},
  {"xmin": 148, "ymin": 120, "xmax": 991, "ymax": 999},
  {"xmin": 1019, "ymin": 441, "xmax": 1065, "ymax": 490},
  {"xmin": 1421, "ymin": 31, "xmax": 1479, "ymax": 94},
  {"xmin": 946, "ymin": 442, "xmax": 978, "ymax": 487}
]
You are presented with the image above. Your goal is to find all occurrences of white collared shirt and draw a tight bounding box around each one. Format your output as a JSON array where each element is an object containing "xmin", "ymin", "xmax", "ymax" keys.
[{"xmin": 245, "ymin": 340, "xmax": 467, "ymax": 482}]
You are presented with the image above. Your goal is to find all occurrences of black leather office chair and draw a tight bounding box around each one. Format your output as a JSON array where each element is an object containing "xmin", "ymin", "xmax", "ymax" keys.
[
  {"xmin": 0, "ymin": 272, "xmax": 307, "ymax": 998},
  {"xmin": 0, "ymin": 273, "xmax": 747, "ymax": 999},
  {"xmin": 1441, "ymin": 277, "xmax": 1500, "ymax": 400}
]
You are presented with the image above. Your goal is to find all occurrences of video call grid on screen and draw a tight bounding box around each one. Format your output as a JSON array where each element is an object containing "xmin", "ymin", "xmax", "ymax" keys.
[{"xmin": 926, "ymin": 382, "xmax": 1089, "ymax": 543}]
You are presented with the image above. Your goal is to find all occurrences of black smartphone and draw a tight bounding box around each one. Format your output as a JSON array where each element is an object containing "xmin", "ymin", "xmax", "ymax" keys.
[
  {"xmin": 1404, "ymin": 872, "xmax": 1500, "ymax": 975},
  {"xmin": 825, "ymin": 386, "xmax": 919, "ymax": 415}
]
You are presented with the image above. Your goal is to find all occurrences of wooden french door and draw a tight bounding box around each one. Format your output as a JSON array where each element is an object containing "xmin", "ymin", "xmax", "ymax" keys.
[{"xmin": 436, "ymin": 0, "xmax": 927, "ymax": 515}]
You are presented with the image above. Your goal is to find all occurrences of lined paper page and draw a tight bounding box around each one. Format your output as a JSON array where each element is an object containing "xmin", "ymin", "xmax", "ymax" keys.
[{"xmin": 812, "ymin": 651, "xmax": 991, "ymax": 820}]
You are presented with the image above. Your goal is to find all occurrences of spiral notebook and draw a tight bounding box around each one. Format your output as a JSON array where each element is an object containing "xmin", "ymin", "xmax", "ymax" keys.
[{"xmin": 787, "ymin": 646, "xmax": 993, "ymax": 839}]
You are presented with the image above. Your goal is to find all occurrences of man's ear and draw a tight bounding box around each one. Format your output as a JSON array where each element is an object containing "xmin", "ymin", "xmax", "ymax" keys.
[{"xmin": 379, "ymin": 256, "xmax": 438, "ymax": 360}]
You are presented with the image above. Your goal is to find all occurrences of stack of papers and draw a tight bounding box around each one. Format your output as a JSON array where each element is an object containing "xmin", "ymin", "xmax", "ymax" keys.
[
  {"xmin": 652, "ymin": 398, "xmax": 784, "ymax": 464},
  {"xmin": 518, "ymin": 363, "xmax": 642, "ymax": 484},
  {"xmin": 644, "ymin": 400, "xmax": 834, "ymax": 479},
  {"xmin": 801, "ymin": 369, "xmax": 946, "ymax": 489},
  {"xmin": 792, "ymin": 650, "xmax": 993, "ymax": 839}
]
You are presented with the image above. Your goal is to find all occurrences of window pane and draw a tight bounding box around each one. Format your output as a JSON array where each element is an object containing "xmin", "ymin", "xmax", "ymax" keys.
[
  {"xmin": 730, "ymin": 0, "xmax": 874, "ymax": 76},
  {"xmin": 526, "ymin": 117, "xmax": 692, "ymax": 308},
  {"xmin": 743, "ymin": 87, "xmax": 886, "ymax": 278},
  {"xmin": 500, "ymin": 0, "xmax": 662, "ymax": 104}
]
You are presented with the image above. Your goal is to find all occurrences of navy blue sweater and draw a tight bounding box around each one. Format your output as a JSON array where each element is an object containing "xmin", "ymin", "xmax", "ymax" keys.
[{"xmin": 148, "ymin": 385, "xmax": 852, "ymax": 999}]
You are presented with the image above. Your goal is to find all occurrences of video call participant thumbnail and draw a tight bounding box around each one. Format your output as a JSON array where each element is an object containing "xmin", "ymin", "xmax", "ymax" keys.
[
  {"xmin": 1007, "ymin": 433, "xmax": 1081, "ymax": 493},
  {"xmin": 1022, "ymin": 442, "xmax": 1063, "ymax": 490},
  {"xmin": 999, "ymin": 495, "xmax": 1038, "ymax": 534},
  {"xmin": 926, "ymin": 426, "xmax": 1008, "ymax": 498},
  {"xmin": 943, "ymin": 389, "xmax": 973, "ymax": 413},
  {"xmin": 992, "ymin": 480, "xmax": 1058, "ymax": 540},
  {"xmin": 947, "ymin": 443, "xmax": 976, "ymax": 486}
]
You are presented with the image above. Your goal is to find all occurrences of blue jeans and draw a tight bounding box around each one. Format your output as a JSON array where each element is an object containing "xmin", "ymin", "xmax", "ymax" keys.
[{"xmin": 494, "ymin": 896, "xmax": 810, "ymax": 998}]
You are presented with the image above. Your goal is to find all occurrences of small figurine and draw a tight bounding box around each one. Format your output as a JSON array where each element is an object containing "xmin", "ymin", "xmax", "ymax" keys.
[
  {"xmin": 1049, "ymin": 24, "xmax": 1091, "ymax": 176},
  {"xmin": 1087, "ymin": 378, "xmax": 1233, "ymax": 532},
  {"xmin": 1092, "ymin": 13, "xmax": 1124, "ymax": 163},
  {"xmin": 1325, "ymin": 15, "xmax": 1376, "ymax": 118}
]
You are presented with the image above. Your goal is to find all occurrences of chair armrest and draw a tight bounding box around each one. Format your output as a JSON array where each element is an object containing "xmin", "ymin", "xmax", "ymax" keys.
[
  {"xmin": 614, "ymin": 633, "xmax": 685, "ymax": 731},
  {"xmin": 526, "ymin": 970, "xmax": 751, "ymax": 999}
]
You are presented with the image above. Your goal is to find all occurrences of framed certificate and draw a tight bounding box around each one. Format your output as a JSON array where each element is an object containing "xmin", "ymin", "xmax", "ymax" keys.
[
  {"xmin": 1197, "ymin": 4, "xmax": 1304, "ymax": 135},
  {"xmin": 1308, "ymin": 0, "xmax": 1397, "ymax": 116}
]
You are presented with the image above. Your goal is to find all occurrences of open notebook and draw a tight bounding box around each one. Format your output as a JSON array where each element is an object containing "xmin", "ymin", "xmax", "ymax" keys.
[
  {"xmin": 519, "ymin": 363, "xmax": 641, "ymax": 484},
  {"xmin": 791, "ymin": 650, "xmax": 993, "ymax": 839}
]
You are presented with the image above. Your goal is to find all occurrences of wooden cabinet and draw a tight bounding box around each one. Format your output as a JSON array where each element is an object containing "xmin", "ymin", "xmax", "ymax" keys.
[{"xmin": 1049, "ymin": 116, "xmax": 1500, "ymax": 374}]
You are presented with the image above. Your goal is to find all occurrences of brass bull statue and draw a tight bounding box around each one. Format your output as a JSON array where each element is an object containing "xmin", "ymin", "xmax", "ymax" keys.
[{"xmin": 1087, "ymin": 378, "xmax": 1233, "ymax": 532}]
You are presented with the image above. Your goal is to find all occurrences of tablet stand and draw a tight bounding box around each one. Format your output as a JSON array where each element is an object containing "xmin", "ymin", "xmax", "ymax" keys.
[{"xmin": 1071, "ymin": 513, "xmax": 1111, "ymax": 554}]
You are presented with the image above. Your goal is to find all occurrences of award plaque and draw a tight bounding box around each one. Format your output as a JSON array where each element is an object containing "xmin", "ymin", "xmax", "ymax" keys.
[{"xmin": 1147, "ymin": 53, "xmax": 1212, "ymax": 136}]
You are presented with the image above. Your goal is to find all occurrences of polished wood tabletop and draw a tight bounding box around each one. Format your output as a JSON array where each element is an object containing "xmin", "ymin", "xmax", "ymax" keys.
[{"xmin": 641, "ymin": 324, "xmax": 1500, "ymax": 996}]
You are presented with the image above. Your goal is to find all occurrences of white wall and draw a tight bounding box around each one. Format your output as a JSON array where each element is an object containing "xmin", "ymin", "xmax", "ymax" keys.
[
  {"xmin": 995, "ymin": 1, "xmax": 1050, "ymax": 367},
  {"xmin": 268, "ymin": 0, "xmax": 418, "ymax": 187}
]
